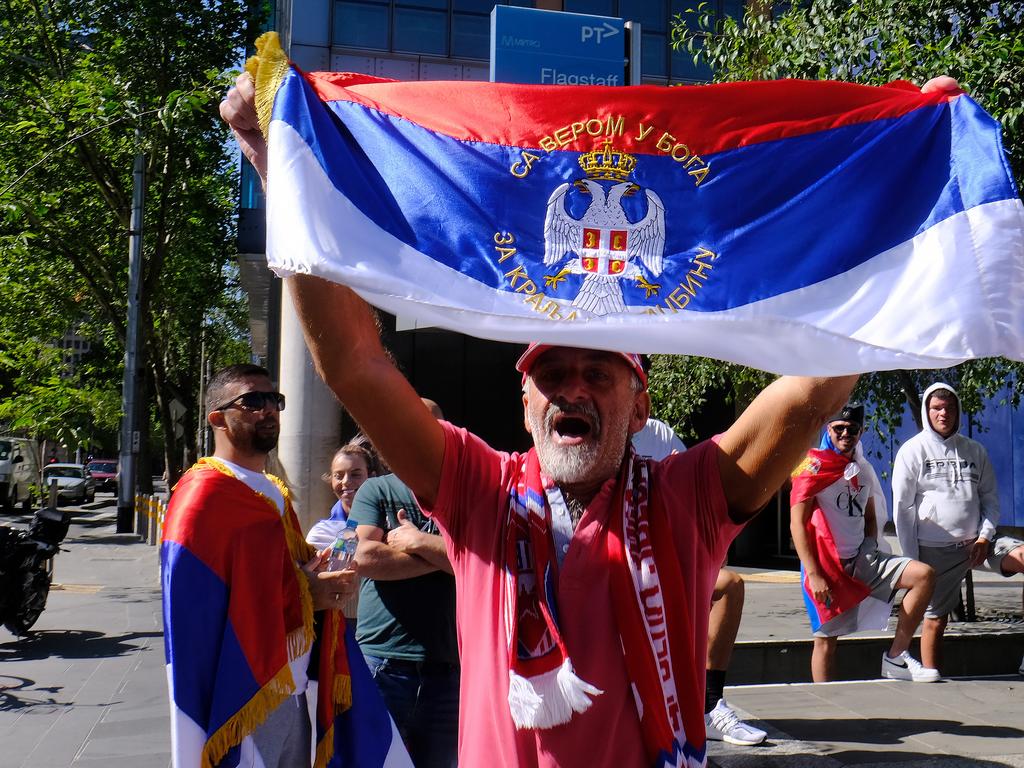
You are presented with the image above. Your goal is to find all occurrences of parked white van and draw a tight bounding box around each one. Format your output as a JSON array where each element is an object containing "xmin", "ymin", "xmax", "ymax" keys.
[{"xmin": 0, "ymin": 437, "xmax": 40, "ymax": 512}]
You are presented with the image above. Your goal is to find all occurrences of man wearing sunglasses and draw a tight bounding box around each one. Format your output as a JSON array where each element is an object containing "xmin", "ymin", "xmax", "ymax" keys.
[
  {"xmin": 161, "ymin": 364, "xmax": 364, "ymax": 768},
  {"xmin": 791, "ymin": 404, "xmax": 938, "ymax": 683}
]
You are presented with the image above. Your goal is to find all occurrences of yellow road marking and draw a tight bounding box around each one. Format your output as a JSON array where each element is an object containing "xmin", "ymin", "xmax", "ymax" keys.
[{"xmin": 50, "ymin": 583, "xmax": 103, "ymax": 594}]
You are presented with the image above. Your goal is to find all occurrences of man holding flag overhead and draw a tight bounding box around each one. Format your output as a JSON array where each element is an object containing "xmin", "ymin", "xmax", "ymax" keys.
[
  {"xmin": 220, "ymin": 34, "xmax": 1001, "ymax": 766},
  {"xmin": 790, "ymin": 403, "xmax": 938, "ymax": 684}
]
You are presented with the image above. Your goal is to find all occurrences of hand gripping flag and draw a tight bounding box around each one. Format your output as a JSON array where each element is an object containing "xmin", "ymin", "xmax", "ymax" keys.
[{"xmin": 250, "ymin": 32, "xmax": 1024, "ymax": 375}]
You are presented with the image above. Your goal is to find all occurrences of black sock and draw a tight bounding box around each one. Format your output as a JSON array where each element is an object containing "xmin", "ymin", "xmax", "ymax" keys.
[{"xmin": 705, "ymin": 669, "xmax": 727, "ymax": 714}]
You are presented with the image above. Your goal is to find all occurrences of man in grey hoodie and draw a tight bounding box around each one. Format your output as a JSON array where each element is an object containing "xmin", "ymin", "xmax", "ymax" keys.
[{"xmin": 893, "ymin": 383, "xmax": 1024, "ymax": 674}]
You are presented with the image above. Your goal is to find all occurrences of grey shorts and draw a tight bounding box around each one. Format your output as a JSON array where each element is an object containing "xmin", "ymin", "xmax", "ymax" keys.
[
  {"xmin": 986, "ymin": 535, "xmax": 1024, "ymax": 574},
  {"xmin": 814, "ymin": 545, "xmax": 910, "ymax": 638},
  {"xmin": 918, "ymin": 535, "xmax": 1024, "ymax": 619}
]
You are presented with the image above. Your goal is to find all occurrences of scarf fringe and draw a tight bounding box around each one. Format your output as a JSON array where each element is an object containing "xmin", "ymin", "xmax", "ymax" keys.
[
  {"xmin": 201, "ymin": 664, "xmax": 297, "ymax": 768},
  {"xmin": 508, "ymin": 659, "xmax": 602, "ymax": 729},
  {"xmin": 246, "ymin": 31, "xmax": 290, "ymax": 139}
]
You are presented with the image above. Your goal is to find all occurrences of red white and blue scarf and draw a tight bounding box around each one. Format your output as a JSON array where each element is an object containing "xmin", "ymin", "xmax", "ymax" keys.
[{"xmin": 504, "ymin": 449, "xmax": 706, "ymax": 768}]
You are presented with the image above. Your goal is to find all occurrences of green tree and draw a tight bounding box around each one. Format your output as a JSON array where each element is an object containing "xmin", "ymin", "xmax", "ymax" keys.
[
  {"xmin": 0, "ymin": 0, "xmax": 255, "ymax": 482},
  {"xmin": 653, "ymin": 1, "xmax": 1024, "ymax": 440}
]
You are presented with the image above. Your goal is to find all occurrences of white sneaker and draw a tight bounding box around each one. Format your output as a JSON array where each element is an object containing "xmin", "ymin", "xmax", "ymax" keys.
[
  {"xmin": 881, "ymin": 650, "xmax": 940, "ymax": 682},
  {"xmin": 705, "ymin": 698, "xmax": 767, "ymax": 746}
]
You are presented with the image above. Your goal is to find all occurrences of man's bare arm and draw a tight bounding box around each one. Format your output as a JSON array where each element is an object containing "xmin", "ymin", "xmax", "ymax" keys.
[
  {"xmin": 220, "ymin": 74, "xmax": 444, "ymax": 504},
  {"xmin": 286, "ymin": 276, "xmax": 446, "ymax": 507},
  {"xmin": 355, "ymin": 525, "xmax": 440, "ymax": 580},
  {"xmin": 718, "ymin": 375, "xmax": 858, "ymax": 521},
  {"xmin": 789, "ymin": 498, "xmax": 830, "ymax": 605}
]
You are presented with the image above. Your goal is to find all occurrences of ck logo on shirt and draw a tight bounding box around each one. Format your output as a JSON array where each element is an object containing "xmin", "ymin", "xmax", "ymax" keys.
[{"xmin": 835, "ymin": 484, "xmax": 866, "ymax": 517}]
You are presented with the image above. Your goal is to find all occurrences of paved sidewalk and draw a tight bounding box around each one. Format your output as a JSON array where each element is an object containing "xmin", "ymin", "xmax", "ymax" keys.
[
  {"xmin": 709, "ymin": 677, "xmax": 1024, "ymax": 767},
  {"xmin": 0, "ymin": 500, "xmax": 168, "ymax": 768},
  {"xmin": 1, "ymin": 503, "xmax": 1022, "ymax": 767}
]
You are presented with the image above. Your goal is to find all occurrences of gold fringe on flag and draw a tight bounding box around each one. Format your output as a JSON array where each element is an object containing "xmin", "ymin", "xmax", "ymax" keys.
[
  {"xmin": 314, "ymin": 724, "xmax": 336, "ymax": 768},
  {"xmin": 246, "ymin": 31, "xmax": 291, "ymax": 140},
  {"xmin": 201, "ymin": 664, "xmax": 297, "ymax": 768}
]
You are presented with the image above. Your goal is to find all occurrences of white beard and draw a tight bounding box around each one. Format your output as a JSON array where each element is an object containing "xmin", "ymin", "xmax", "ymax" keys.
[{"xmin": 529, "ymin": 400, "xmax": 631, "ymax": 487}]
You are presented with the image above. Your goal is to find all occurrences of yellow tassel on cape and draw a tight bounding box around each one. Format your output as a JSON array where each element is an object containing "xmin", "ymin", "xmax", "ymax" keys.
[{"xmin": 245, "ymin": 31, "xmax": 291, "ymax": 139}]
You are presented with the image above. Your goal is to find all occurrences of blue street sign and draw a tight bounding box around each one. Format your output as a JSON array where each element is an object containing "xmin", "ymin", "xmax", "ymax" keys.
[{"xmin": 490, "ymin": 6, "xmax": 625, "ymax": 86}]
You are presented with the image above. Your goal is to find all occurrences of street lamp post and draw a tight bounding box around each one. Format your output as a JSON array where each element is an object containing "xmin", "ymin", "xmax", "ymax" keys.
[{"xmin": 117, "ymin": 152, "xmax": 145, "ymax": 533}]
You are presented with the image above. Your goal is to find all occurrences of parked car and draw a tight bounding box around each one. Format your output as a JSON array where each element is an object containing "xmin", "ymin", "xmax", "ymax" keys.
[
  {"xmin": 85, "ymin": 459, "xmax": 118, "ymax": 493},
  {"xmin": 0, "ymin": 437, "xmax": 40, "ymax": 513},
  {"xmin": 41, "ymin": 463, "xmax": 96, "ymax": 505}
]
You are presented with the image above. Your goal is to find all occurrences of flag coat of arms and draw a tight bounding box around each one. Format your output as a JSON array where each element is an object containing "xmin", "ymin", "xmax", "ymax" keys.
[{"xmin": 250, "ymin": 33, "xmax": 1024, "ymax": 375}]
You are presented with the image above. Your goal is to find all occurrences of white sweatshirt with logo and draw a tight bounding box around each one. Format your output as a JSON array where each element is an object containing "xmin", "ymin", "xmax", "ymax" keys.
[{"xmin": 892, "ymin": 382, "xmax": 999, "ymax": 559}]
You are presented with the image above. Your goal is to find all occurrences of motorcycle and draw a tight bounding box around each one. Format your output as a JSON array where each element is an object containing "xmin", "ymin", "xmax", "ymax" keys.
[{"xmin": 0, "ymin": 507, "xmax": 71, "ymax": 635}]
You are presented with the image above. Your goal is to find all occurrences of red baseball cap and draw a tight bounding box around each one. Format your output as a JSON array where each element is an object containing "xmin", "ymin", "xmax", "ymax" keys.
[{"xmin": 515, "ymin": 343, "xmax": 648, "ymax": 389}]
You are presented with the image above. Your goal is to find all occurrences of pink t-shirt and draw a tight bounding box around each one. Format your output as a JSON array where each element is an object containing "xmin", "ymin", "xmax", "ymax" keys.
[{"xmin": 423, "ymin": 422, "xmax": 739, "ymax": 768}]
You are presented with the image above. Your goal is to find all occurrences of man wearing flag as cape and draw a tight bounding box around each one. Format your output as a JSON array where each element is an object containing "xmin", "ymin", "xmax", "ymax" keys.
[
  {"xmin": 790, "ymin": 403, "xmax": 938, "ymax": 684},
  {"xmin": 161, "ymin": 364, "xmax": 414, "ymax": 768},
  {"xmin": 220, "ymin": 34, "xmax": 987, "ymax": 768}
]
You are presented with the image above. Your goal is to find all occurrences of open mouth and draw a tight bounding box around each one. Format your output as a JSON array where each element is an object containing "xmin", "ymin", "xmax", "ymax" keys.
[{"xmin": 551, "ymin": 412, "xmax": 594, "ymax": 445}]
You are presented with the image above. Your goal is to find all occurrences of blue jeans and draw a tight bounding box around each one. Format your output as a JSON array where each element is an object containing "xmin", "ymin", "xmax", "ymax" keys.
[{"xmin": 363, "ymin": 654, "xmax": 460, "ymax": 768}]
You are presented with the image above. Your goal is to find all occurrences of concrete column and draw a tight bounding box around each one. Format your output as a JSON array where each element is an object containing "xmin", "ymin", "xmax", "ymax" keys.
[{"xmin": 276, "ymin": 290, "xmax": 341, "ymax": 534}]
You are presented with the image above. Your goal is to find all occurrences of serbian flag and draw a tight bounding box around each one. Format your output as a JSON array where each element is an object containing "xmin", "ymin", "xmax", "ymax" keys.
[
  {"xmin": 162, "ymin": 460, "xmax": 412, "ymax": 768},
  {"xmin": 790, "ymin": 451, "xmax": 890, "ymax": 634},
  {"xmin": 251, "ymin": 32, "xmax": 1024, "ymax": 375}
]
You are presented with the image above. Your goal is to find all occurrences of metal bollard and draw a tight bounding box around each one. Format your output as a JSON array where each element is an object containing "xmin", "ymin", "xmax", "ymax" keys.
[{"xmin": 48, "ymin": 478, "xmax": 59, "ymax": 509}]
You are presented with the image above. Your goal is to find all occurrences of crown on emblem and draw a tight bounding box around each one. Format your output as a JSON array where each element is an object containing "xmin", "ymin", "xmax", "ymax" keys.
[{"xmin": 578, "ymin": 141, "xmax": 636, "ymax": 182}]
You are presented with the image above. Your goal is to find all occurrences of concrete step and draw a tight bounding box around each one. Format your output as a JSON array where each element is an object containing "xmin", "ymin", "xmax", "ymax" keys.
[{"xmin": 729, "ymin": 625, "xmax": 1024, "ymax": 685}]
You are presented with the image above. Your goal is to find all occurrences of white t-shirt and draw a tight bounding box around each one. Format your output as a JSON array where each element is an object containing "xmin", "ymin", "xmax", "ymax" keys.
[
  {"xmin": 632, "ymin": 417, "xmax": 687, "ymax": 461},
  {"xmin": 816, "ymin": 459, "xmax": 876, "ymax": 559}
]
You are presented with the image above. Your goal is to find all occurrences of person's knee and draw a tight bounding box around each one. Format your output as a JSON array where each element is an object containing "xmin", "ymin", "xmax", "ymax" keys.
[
  {"xmin": 724, "ymin": 570, "xmax": 744, "ymax": 602},
  {"xmin": 712, "ymin": 569, "xmax": 744, "ymax": 604},
  {"xmin": 906, "ymin": 561, "xmax": 935, "ymax": 591},
  {"xmin": 813, "ymin": 637, "xmax": 836, "ymax": 656},
  {"xmin": 924, "ymin": 615, "xmax": 947, "ymax": 633},
  {"xmin": 1002, "ymin": 547, "xmax": 1024, "ymax": 575}
]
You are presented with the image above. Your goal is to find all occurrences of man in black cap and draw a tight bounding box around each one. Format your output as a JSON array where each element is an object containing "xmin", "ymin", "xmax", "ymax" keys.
[{"xmin": 790, "ymin": 404, "xmax": 938, "ymax": 682}]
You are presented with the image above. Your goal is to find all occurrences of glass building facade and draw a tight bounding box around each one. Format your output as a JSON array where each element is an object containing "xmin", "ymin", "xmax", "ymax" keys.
[{"xmin": 325, "ymin": 1, "xmax": 744, "ymax": 83}]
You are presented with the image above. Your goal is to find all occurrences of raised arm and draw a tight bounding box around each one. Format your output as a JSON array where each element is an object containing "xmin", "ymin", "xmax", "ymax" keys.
[
  {"xmin": 287, "ymin": 275, "xmax": 445, "ymax": 507},
  {"xmin": 717, "ymin": 375, "xmax": 857, "ymax": 521},
  {"xmin": 221, "ymin": 73, "xmax": 444, "ymax": 504}
]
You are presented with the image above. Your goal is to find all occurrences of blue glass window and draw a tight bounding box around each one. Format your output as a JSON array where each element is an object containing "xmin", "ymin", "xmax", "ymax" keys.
[
  {"xmin": 394, "ymin": 5, "xmax": 448, "ymax": 54},
  {"xmin": 334, "ymin": 1, "xmax": 389, "ymax": 50},
  {"xmin": 452, "ymin": 11, "xmax": 489, "ymax": 59},
  {"xmin": 620, "ymin": 0, "xmax": 666, "ymax": 30},
  {"xmin": 564, "ymin": 0, "xmax": 616, "ymax": 14}
]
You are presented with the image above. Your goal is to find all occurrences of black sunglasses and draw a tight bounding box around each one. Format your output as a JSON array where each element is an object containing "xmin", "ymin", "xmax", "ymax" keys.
[
  {"xmin": 829, "ymin": 424, "xmax": 860, "ymax": 436},
  {"xmin": 216, "ymin": 391, "xmax": 286, "ymax": 413}
]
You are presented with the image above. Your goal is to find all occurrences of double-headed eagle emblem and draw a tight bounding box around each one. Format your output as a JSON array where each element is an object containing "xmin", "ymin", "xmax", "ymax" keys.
[{"xmin": 543, "ymin": 142, "xmax": 666, "ymax": 315}]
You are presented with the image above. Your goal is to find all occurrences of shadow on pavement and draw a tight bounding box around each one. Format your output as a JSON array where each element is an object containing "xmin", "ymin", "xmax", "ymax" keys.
[
  {"xmin": 712, "ymin": 753, "xmax": 1024, "ymax": 767},
  {"xmin": 0, "ymin": 629, "xmax": 162, "ymax": 661},
  {"xmin": 767, "ymin": 717, "xmax": 1023, "ymax": 745},
  {"xmin": 0, "ymin": 674, "xmax": 70, "ymax": 713},
  {"xmin": 68, "ymin": 532, "xmax": 146, "ymax": 544},
  {"xmin": 831, "ymin": 753, "xmax": 1023, "ymax": 767}
]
